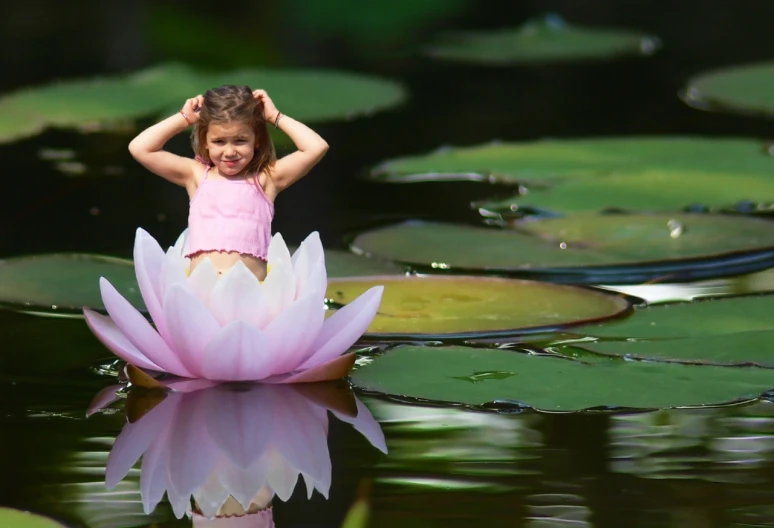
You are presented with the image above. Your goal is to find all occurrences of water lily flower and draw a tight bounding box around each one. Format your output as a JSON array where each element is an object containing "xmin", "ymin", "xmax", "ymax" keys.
[
  {"xmin": 95, "ymin": 380, "xmax": 387, "ymax": 521},
  {"xmin": 83, "ymin": 228, "xmax": 383, "ymax": 382}
]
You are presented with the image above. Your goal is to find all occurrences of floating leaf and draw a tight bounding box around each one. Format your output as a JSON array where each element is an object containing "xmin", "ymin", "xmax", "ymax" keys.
[
  {"xmin": 682, "ymin": 61, "xmax": 774, "ymax": 118},
  {"xmin": 351, "ymin": 220, "xmax": 774, "ymax": 284},
  {"xmin": 0, "ymin": 254, "xmax": 142, "ymax": 315},
  {"xmin": 327, "ymin": 275, "xmax": 629, "ymax": 339},
  {"xmin": 289, "ymin": 247, "xmax": 404, "ymax": 277},
  {"xmin": 0, "ymin": 63, "xmax": 406, "ymax": 144},
  {"xmin": 0, "ymin": 508, "xmax": 66, "ymax": 528},
  {"xmin": 351, "ymin": 345, "xmax": 774, "ymax": 411},
  {"xmin": 424, "ymin": 14, "xmax": 660, "ymax": 65},
  {"xmin": 583, "ymin": 294, "xmax": 774, "ymax": 339},
  {"xmin": 574, "ymin": 330, "xmax": 774, "ymax": 367},
  {"xmin": 370, "ymin": 137, "xmax": 774, "ymax": 214}
]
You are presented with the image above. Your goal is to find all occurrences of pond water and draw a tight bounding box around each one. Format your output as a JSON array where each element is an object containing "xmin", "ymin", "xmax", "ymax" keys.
[{"xmin": 5, "ymin": 1, "xmax": 774, "ymax": 526}]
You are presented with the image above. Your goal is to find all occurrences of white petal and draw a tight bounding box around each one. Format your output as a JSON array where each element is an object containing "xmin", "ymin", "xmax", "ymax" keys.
[
  {"xmin": 163, "ymin": 284, "xmax": 221, "ymax": 378},
  {"xmin": 187, "ymin": 257, "xmax": 220, "ymax": 304},
  {"xmin": 200, "ymin": 321, "xmax": 275, "ymax": 381},
  {"xmin": 263, "ymin": 293, "xmax": 326, "ymax": 376},
  {"xmin": 208, "ymin": 261, "xmax": 271, "ymax": 328},
  {"xmin": 260, "ymin": 258, "xmax": 296, "ymax": 317},
  {"xmin": 267, "ymin": 232, "xmax": 291, "ymax": 267}
]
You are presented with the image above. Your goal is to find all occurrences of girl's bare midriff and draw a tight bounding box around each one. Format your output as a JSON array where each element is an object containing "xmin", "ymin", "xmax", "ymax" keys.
[{"xmin": 190, "ymin": 250, "xmax": 268, "ymax": 280}]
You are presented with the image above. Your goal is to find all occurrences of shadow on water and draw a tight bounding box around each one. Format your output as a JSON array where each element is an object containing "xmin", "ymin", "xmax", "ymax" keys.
[{"xmin": 5, "ymin": 0, "xmax": 774, "ymax": 526}]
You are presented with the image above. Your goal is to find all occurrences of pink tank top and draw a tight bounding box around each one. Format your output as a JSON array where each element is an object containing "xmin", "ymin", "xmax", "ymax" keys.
[{"xmin": 185, "ymin": 165, "xmax": 274, "ymax": 261}]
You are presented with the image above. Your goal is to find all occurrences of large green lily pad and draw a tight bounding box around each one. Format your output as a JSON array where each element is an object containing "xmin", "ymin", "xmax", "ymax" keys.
[
  {"xmin": 682, "ymin": 62, "xmax": 774, "ymax": 118},
  {"xmin": 0, "ymin": 508, "xmax": 66, "ymax": 528},
  {"xmin": 370, "ymin": 137, "xmax": 774, "ymax": 214},
  {"xmin": 573, "ymin": 330, "xmax": 774, "ymax": 368},
  {"xmin": 289, "ymin": 246, "xmax": 404, "ymax": 277},
  {"xmin": 423, "ymin": 14, "xmax": 660, "ymax": 65},
  {"xmin": 0, "ymin": 254, "xmax": 142, "ymax": 315},
  {"xmin": 583, "ymin": 294, "xmax": 774, "ymax": 339},
  {"xmin": 326, "ymin": 275, "xmax": 629, "ymax": 339},
  {"xmin": 351, "ymin": 219, "xmax": 774, "ymax": 284},
  {"xmin": 351, "ymin": 345, "xmax": 774, "ymax": 411},
  {"xmin": 0, "ymin": 62, "xmax": 405, "ymax": 144}
]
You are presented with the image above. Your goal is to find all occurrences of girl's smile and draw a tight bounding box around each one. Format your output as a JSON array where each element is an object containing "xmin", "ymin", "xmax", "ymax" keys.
[{"xmin": 205, "ymin": 121, "xmax": 257, "ymax": 176}]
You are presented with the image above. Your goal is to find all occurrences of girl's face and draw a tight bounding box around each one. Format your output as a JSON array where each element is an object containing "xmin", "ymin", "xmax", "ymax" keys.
[{"xmin": 205, "ymin": 121, "xmax": 257, "ymax": 177}]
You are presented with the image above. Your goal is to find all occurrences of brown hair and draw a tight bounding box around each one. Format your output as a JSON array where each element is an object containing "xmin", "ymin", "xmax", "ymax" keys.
[{"xmin": 191, "ymin": 85, "xmax": 276, "ymax": 180}]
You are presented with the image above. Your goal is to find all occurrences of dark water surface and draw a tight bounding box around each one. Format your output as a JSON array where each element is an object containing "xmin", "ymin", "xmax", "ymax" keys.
[{"xmin": 4, "ymin": 1, "xmax": 774, "ymax": 526}]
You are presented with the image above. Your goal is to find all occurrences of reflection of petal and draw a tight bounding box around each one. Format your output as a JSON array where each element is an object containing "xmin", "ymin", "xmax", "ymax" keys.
[
  {"xmin": 106, "ymin": 394, "xmax": 181, "ymax": 489},
  {"xmin": 164, "ymin": 284, "xmax": 220, "ymax": 378},
  {"xmin": 299, "ymin": 286, "xmax": 384, "ymax": 370},
  {"xmin": 168, "ymin": 391, "xmax": 220, "ymax": 499},
  {"xmin": 204, "ymin": 386, "xmax": 274, "ymax": 468},
  {"xmin": 83, "ymin": 308, "xmax": 161, "ymax": 372},
  {"xmin": 333, "ymin": 399, "xmax": 388, "ymax": 454},
  {"xmin": 101, "ymin": 377, "xmax": 386, "ymax": 520},
  {"xmin": 100, "ymin": 278, "xmax": 193, "ymax": 378},
  {"xmin": 86, "ymin": 384, "xmax": 123, "ymax": 417},
  {"xmin": 201, "ymin": 321, "xmax": 274, "ymax": 381},
  {"xmin": 263, "ymin": 294, "xmax": 325, "ymax": 376}
]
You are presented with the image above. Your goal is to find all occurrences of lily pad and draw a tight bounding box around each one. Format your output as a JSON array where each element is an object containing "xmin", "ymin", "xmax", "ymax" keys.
[
  {"xmin": 0, "ymin": 63, "xmax": 406, "ymax": 144},
  {"xmin": 424, "ymin": 14, "xmax": 660, "ymax": 65},
  {"xmin": 326, "ymin": 275, "xmax": 630, "ymax": 340},
  {"xmin": 574, "ymin": 330, "xmax": 774, "ymax": 368},
  {"xmin": 682, "ymin": 61, "xmax": 774, "ymax": 118},
  {"xmin": 583, "ymin": 294, "xmax": 774, "ymax": 339},
  {"xmin": 0, "ymin": 254, "xmax": 143, "ymax": 315},
  {"xmin": 0, "ymin": 508, "xmax": 66, "ymax": 528},
  {"xmin": 351, "ymin": 345, "xmax": 774, "ymax": 411},
  {"xmin": 350, "ymin": 219, "xmax": 774, "ymax": 284},
  {"xmin": 370, "ymin": 137, "xmax": 774, "ymax": 214}
]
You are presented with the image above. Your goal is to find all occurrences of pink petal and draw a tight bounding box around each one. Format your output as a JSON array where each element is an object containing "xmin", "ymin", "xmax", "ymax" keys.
[
  {"xmin": 172, "ymin": 228, "xmax": 189, "ymax": 257},
  {"xmin": 274, "ymin": 353, "xmax": 356, "ymax": 384},
  {"xmin": 263, "ymin": 293, "xmax": 325, "ymax": 376},
  {"xmin": 100, "ymin": 278, "xmax": 193, "ymax": 378},
  {"xmin": 140, "ymin": 424, "xmax": 172, "ymax": 514},
  {"xmin": 83, "ymin": 308, "xmax": 161, "ymax": 372},
  {"xmin": 291, "ymin": 242, "xmax": 311, "ymax": 297},
  {"xmin": 133, "ymin": 228, "xmax": 167, "ymax": 334},
  {"xmin": 200, "ymin": 321, "xmax": 275, "ymax": 381},
  {"xmin": 204, "ymin": 385, "xmax": 274, "ymax": 467},
  {"xmin": 188, "ymin": 257, "xmax": 220, "ymax": 303},
  {"xmin": 260, "ymin": 258, "xmax": 296, "ymax": 317},
  {"xmin": 207, "ymin": 262, "xmax": 270, "ymax": 328},
  {"xmin": 163, "ymin": 284, "xmax": 221, "ymax": 379},
  {"xmin": 299, "ymin": 285, "xmax": 383, "ymax": 370},
  {"xmin": 301, "ymin": 231, "xmax": 324, "ymax": 270}
]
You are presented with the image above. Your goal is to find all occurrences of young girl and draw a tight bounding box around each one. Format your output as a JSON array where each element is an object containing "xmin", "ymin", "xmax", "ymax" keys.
[{"xmin": 128, "ymin": 85, "xmax": 329, "ymax": 280}]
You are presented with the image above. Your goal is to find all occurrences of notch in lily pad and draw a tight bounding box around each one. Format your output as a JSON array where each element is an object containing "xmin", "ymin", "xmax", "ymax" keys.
[
  {"xmin": 326, "ymin": 275, "xmax": 630, "ymax": 340},
  {"xmin": 351, "ymin": 345, "xmax": 774, "ymax": 412},
  {"xmin": 423, "ymin": 13, "xmax": 660, "ymax": 65},
  {"xmin": 351, "ymin": 217, "xmax": 774, "ymax": 284}
]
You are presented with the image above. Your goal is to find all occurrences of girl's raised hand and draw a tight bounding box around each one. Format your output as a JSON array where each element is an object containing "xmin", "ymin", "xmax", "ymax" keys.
[
  {"xmin": 252, "ymin": 89, "xmax": 280, "ymax": 124},
  {"xmin": 181, "ymin": 95, "xmax": 204, "ymax": 123}
]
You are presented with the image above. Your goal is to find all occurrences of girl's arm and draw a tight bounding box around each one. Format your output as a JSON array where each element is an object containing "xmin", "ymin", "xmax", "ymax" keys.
[
  {"xmin": 254, "ymin": 90, "xmax": 329, "ymax": 192},
  {"xmin": 128, "ymin": 96, "xmax": 203, "ymax": 187}
]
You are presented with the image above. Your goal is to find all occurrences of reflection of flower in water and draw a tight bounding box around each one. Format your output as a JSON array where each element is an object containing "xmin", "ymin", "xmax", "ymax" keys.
[
  {"xmin": 92, "ymin": 380, "xmax": 386, "ymax": 523},
  {"xmin": 83, "ymin": 228, "xmax": 383, "ymax": 382}
]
